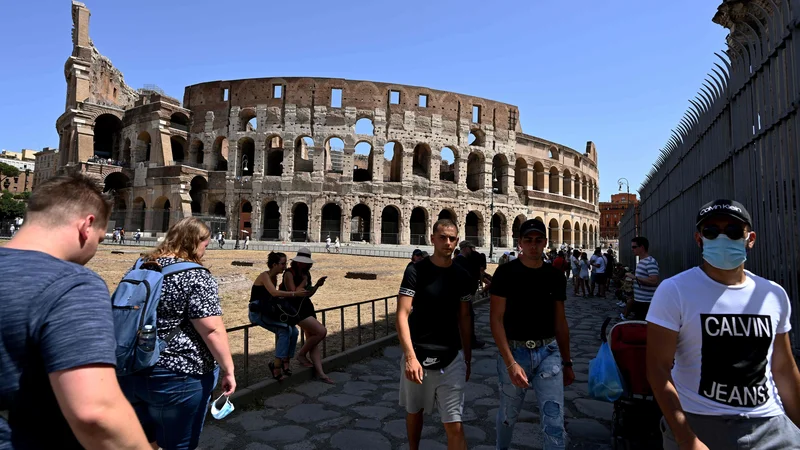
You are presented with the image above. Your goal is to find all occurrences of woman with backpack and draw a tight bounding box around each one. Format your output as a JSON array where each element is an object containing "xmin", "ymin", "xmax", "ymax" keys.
[
  {"xmin": 117, "ymin": 217, "xmax": 236, "ymax": 450},
  {"xmin": 281, "ymin": 248, "xmax": 333, "ymax": 383},
  {"xmin": 249, "ymin": 251, "xmax": 309, "ymax": 381}
]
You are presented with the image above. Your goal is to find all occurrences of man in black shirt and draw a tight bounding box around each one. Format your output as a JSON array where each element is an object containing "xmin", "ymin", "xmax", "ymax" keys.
[
  {"xmin": 453, "ymin": 241, "xmax": 487, "ymax": 349},
  {"xmin": 397, "ymin": 219, "xmax": 474, "ymax": 450},
  {"xmin": 407, "ymin": 249, "xmax": 426, "ymax": 268},
  {"xmin": 490, "ymin": 218, "xmax": 573, "ymax": 450}
]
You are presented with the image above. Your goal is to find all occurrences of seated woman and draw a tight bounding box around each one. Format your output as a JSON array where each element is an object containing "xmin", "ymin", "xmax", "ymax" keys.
[
  {"xmin": 249, "ymin": 251, "xmax": 308, "ymax": 382},
  {"xmin": 281, "ymin": 248, "xmax": 333, "ymax": 384}
]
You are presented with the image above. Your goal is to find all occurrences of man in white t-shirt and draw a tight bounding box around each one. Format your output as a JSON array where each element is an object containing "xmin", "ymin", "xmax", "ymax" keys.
[
  {"xmin": 588, "ymin": 248, "xmax": 607, "ymax": 298},
  {"xmin": 570, "ymin": 250, "xmax": 581, "ymax": 295},
  {"xmin": 646, "ymin": 199, "xmax": 800, "ymax": 449}
]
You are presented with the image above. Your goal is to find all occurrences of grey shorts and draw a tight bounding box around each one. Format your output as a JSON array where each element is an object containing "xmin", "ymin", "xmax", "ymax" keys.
[
  {"xmin": 398, "ymin": 352, "xmax": 465, "ymax": 423},
  {"xmin": 661, "ymin": 413, "xmax": 800, "ymax": 450}
]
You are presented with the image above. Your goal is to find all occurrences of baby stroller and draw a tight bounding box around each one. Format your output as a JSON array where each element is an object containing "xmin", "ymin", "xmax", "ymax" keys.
[{"xmin": 600, "ymin": 318, "xmax": 662, "ymax": 449}]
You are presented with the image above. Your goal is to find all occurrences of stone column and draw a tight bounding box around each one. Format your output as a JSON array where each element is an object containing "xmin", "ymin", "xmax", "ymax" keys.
[
  {"xmin": 480, "ymin": 214, "xmax": 490, "ymax": 248},
  {"xmin": 278, "ymin": 196, "xmax": 290, "ymax": 242},
  {"xmin": 251, "ymin": 196, "xmax": 262, "ymax": 241},
  {"xmin": 341, "ymin": 207, "xmax": 352, "ymax": 243},
  {"xmin": 542, "ymin": 172, "xmax": 550, "ymax": 192},
  {"xmin": 456, "ymin": 156, "xmax": 467, "ymax": 190},
  {"xmin": 557, "ymin": 174, "xmax": 563, "ymax": 195},
  {"xmin": 372, "ymin": 204, "xmax": 382, "ymax": 245},
  {"xmin": 524, "ymin": 168, "xmax": 534, "ymax": 189},
  {"xmin": 399, "ymin": 207, "xmax": 410, "ymax": 246}
]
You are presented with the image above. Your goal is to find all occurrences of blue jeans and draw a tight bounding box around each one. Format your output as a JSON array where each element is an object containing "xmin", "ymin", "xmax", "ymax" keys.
[
  {"xmin": 496, "ymin": 342, "xmax": 566, "ymax": 450},
  {"xmin": 249, "ymin": 311, "xmax": 299, "ymax": 359},
  {"xmin": 119, "ymin": 365, "xmax": 219, "ymax": 450}
]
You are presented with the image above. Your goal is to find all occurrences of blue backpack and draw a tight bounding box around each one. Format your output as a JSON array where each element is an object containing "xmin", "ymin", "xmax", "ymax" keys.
[{"xmin": 112, "ymin": 258, "xmax": 207, "ymax": 376}]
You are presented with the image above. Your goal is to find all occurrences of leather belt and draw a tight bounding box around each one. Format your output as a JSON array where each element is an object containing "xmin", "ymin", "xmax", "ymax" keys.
[{"xmin": 508, "ymin": 337, "xmax": 556, "ymax": 349}]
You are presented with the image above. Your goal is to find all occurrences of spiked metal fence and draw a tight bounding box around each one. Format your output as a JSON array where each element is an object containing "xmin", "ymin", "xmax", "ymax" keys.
[{"xmin": 619, "ymin": 0, "xmax": 800, "ymax": 346}]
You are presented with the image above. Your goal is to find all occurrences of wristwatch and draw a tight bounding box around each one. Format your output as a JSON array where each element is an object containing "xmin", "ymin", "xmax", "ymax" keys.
[{"xmin": 562, "ymin": 359, "xmax": 573, "ymax": 368}]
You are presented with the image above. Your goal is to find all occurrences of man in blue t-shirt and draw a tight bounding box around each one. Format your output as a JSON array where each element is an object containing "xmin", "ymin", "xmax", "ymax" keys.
[{"xmin": 0, "ymin": 174, "xmax": 149, "ymax": 449}]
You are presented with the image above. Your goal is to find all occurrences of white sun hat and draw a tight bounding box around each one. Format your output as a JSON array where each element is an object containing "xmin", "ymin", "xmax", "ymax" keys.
[{"xmin": 292, "ymin": 247, "xmax": 314, "ymax": 264}]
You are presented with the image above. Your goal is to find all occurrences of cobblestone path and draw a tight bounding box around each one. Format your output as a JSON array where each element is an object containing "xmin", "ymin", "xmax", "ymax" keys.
[{"xmin": 200, "ymin": 289, "xmax": 621, "ymax": 449}]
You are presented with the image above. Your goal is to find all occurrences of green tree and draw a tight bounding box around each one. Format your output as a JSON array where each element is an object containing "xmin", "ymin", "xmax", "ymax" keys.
[{"xmin": 0, "ymin": 192, "xmax": 25, "ymax": 221}]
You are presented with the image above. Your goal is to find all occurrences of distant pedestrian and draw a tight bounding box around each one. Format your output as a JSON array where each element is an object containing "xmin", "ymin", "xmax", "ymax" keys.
[
  {"xmin": 490, "ymin": 218, "xmax": 572, "ymax": 449},
  {"xmin": 120, "ymin": 227, "xmax": 126, "ymax": 245},
  {"xmin": 453, "ymin": 240, "xmax": 486, "ymax": 349},
  {"xmin": 623, "ymin": 237, "xmax": 658, "ymax": 319},
  {"xmin": 409, "ymin": 248, "xmax": 425, "ymax": 268},
  {"xmin": 508, "ymin": 251, "xmax": 517, "ymax": 261},
  {"xmin": 325, "ymin": 235, "xmax": 332, "ymax": 253},
  {"xmin": 135, "ymin": 229, "xmax": 142, "ymax": 243},
  {"xmin": 589, "ymin": 247, "xmax": 607, "ymax": 298},
  {"xmin": 118, "ymin": 217, "xmax": 236, "ymax": 450},
  {"xmin": 578, "ymin": 252, "xmax": 590, "ymax": 297},
  {"xmin": 244, "ymin": 235, "xmax": 250, "ymax": 250},
  {"xmin": 334, "ymin": 236, "xmax": 340, "ymax": 253},
  {"xmin": 499, "ymin": 251, "xmax": 510, "ymax": 265},
  {"xmin": 9, "ymin": 224, "xmax": 15, "ymax": 236},
  {"xmin": 0, "ymin": 174, "xmax": 150, "ymax": 448},
  {"xmin": 397, "ymin": 219, "xmax": 473, "ymax": 450},
  {"xmin": 570, "ymin": 250, "xmax": 581, "ymax": 294}
]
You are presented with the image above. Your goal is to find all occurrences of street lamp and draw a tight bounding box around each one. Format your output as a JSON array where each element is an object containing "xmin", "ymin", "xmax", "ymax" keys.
[
  {"xmin": 617, "ymin": 177, "xmax": 634, "ymax": 238},
  {"xmin": 234, "ymin": 156, "xmax": 250, "ymax": 250}
]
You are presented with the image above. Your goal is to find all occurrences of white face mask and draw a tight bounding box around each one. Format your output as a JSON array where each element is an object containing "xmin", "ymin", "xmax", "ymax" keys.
[{"xmin": 210, "ymin": 394, "xmax": 235, "ymax": 420}]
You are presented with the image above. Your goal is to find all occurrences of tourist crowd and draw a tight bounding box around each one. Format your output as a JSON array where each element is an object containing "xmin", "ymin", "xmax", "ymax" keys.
[{"xmin": 0, "ymin": 173, "xmax": 798, "ymax": 450}]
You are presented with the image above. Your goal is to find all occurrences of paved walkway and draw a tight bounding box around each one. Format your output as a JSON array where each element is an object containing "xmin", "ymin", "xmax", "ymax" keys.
[{"xmin": 199, "ymin": 290, "xmax": 620, "ymax": 449}]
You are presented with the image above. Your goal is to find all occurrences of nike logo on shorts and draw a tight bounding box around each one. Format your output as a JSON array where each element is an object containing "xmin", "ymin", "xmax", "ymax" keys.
[{"xmin": 422, "ymin": 357, "xmax": 439, "ymax": 367}]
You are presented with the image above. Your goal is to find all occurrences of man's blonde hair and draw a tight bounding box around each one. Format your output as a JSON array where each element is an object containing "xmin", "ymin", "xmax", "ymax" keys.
[
  {"xmin": 146, "ymin": 217, "xmax": 211, "ymax": 264},
  {"xmin": 25, "ymin": 173, "xmax": 112, "ymax": 228}
]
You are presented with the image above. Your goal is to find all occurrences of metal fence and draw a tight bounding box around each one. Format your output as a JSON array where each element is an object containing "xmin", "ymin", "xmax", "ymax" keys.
[
  {"xmin": 620, "ymin": 1, "xmax": 800, "ymax": 346},
  {"xmin": 225, "ymin": 295, "xmax": 398, "ymax": 387}
]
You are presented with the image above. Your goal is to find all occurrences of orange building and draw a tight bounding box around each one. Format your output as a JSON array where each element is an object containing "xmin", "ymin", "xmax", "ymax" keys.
[{"xmin": 600, "ymin": 193, "xmax": 638, "ymax": 240}]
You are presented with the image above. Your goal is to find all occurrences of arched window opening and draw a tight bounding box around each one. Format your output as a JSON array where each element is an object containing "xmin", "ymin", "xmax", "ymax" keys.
[
  {"xmin": 212, "ymin": 136, "xmax": 228, "ymax": 171},
  {"xmin": 548, "ymin": 147, "xmax": 558, "ymax": 160},
  {"xmin": 492, "ymin": 154, "xmax": 509, "ymax": 194},
  {"xmin": 438, "ymin": 209, "xmax": 456, "ymax": 223},
  {"xmin": 355, "ymin": 118, "xmax": 374, "ymax": 136},
  {"xmin": 170, "ymin": 113, "xmax": 190, "ymax": 129},
  {"xmin": 351, "ymin": 204, "xmax": 371, "ymax": 242},
  {"xmin": 238, "ymin": 138, "xmax": 255, "ymax": 177},
  {"xmin": 189, "ymin": 176, "xmax": 208, "ymax": 214},
  {"xmin": 468, "ymin": 129, "xmax": 485, "ymax": 147},
  {"xmin": 190, "ymin": 140, "xmax": 204, "ymax": 166},
  {"xmin": 294, "ymin": 136, "xmax": 314, "ymax": 173},
  {"xmin": 321, "ymin": 204, "xmax": 342, "ymax": 241},
  {"xmin": 410, "ymin": 207, "xmax": 427, "ymax": 245},
  {"xmin": 353, "ymin": 142, "xmax": 373, "ymax": 182},
  {"xmin": 170, "ymin": 136, "xmax": 186, "ymax": 163},
  {"xmin": 548, "ymin": 218, "xmax": 560, "ymax": 246},
  {"xmin": 465, "ymin": 212, "xmax": 482, "ymax": 246},
  {"xmin": 153, "ymin": 197, "xmax": 171, "ymax": 233},
  {"xmin": 381, "ymin": 206, "xmax": 400, "ymax": 245},
  {"xmin": 514, "ymin": 158, "xmax": 527, "ymax": 188},
  {"xmin": 412, "ymin": 143, "xmax": 431, "ymax": 179},
  {"xmin": 325, "ymin": 137, "xmax": 345, "ymax": 173},
  {"xmin": 440, "ymin": 147, "xmax": 456, "ymax": 182},
  {"xmin": 137, "ymin": 131, "xmax": 153, "ymax": 164},
  {"xmin": 262, "ymin": 201, "xmax": 280, "ymax": 240},
  {"xmin": 563, "ymin": 220, "xmax": 573, "ymax": 246},
  {"xmin": 92, "ymin": 114, "xmax": 122, "ymax": 161},
  {"xmin": 132, "ymin": 198, "xmax": 146, "ymax": 232},
  {"xmin": 466, "ymin": 152, "xmax": 484, "ymax": 192},
  {"xmin": 549, "ymin": 167, "xmax": 559, "ymax": 194},
  {"xmin": 239, "ymin": 201, "xmax": 252, "ymax": 240},
  {"xmin": 240, "ymin": 110, "xmax": 257, "ymax": 132},
  {"xmin": 511, "ymin": 215, "xmax": 525, "ymax": 249},
  {"xmin": 292, "ymin": 203, "xmax": 309, "ymax": 242},
  {"xmin": 562, "ymin": 169, "xmax": 572, "ymax": 197},
  {"xmin": 491, "ymin": 213, "xmax": 506, "ymax": 247},
  {"xmin": 384, "ymin": 142, "xmax": 403, "ymax": 182}
]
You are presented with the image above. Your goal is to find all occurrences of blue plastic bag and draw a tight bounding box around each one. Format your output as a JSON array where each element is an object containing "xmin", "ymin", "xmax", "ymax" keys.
[{"xmin": 588, "ymin": 342, "xmax": 624, "ymax": 402}]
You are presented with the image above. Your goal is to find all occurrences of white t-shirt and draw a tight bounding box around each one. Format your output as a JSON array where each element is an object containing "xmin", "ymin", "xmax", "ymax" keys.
[
  {"xmin": 646, "ymin": 267, "xmax": 792, "ymax": 417},
  {"xmin": 570, "ymin": 256, "xmax": 580, "ymax": 271},
  {"xmin": 590, "ymin": 254, "xmax": 606, "ymax": 273}
]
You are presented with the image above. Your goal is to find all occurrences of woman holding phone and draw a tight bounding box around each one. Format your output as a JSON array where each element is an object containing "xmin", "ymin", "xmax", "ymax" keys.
[{"xmin": 281, "ymin": 248, "xmax": 333, "ymax": 383}]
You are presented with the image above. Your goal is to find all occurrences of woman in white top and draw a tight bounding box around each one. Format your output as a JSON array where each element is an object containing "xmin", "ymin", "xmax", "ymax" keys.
[{"xmin": 578, "ymin": 252, "xmax": 590, "ymax": 298}]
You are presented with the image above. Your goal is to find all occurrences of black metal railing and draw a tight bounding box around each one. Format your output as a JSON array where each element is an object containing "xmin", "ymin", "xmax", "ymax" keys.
[{"xmin": 225, "ymin": 295, "xmax": 398, "ymax": 387}]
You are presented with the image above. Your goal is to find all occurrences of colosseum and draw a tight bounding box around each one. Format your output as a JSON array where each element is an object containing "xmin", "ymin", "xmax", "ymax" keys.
[{"xmin": 55, "ymin": 2, "xmax": 601, "ymax": 250}]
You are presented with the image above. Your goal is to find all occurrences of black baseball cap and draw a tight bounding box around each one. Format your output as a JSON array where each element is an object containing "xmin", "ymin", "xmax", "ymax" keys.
[
  {"xmin": 411, "ymin": 249, "xmax": 423, "ymax": 258},
  {"xmin": 519, "ymin": 219, "xmax": 547, "ymax": 237},
  {"xmin": 696, "ymin": 199, "xmax": 752, "ymax": 229}
]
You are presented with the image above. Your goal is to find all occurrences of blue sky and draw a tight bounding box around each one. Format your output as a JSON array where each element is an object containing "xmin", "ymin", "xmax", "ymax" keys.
[{"xmin": 0, "ymin": 0, "xmax": 728, "ymax": 200}]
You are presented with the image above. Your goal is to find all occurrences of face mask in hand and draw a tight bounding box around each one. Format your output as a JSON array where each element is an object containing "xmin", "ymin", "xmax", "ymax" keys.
[
  {"xmin": 701, "ymin": 234, "xmax": 749, "ymax": 270},
  {"xmin": 211, "ymin": 394, "xmax": 234, "ymax": 420}
]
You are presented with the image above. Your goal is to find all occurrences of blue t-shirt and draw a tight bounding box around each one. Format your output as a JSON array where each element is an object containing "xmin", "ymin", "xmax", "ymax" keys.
[{"xmin": 0, "ymin": 248, "xmax": 116, "ymax": 449}]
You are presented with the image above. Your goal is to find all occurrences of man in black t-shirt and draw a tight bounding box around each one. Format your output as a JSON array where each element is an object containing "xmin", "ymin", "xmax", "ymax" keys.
[
  {"xmin": 490, "ymin": 218, "xmax": 573, "ymax": 450},
  {"xmin": 397, "ymin": 219, "xmax": 474, "ymax": 450},
  {"xmin": 453, "ymin": 241, "xmax": 487, "ymax": 349}
]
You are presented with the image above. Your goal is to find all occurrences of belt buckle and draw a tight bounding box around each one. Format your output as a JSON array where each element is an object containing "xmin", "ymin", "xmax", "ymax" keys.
[{"xmin": 525, "ymin": 340, "xmax": 537, "ymax": 349}]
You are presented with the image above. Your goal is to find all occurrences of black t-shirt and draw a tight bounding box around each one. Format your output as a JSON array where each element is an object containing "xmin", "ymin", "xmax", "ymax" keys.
[
  {"xmin": 453, "ymin": 252, "xmax": 484, "ymax": 290},
  {"xmin": 491, "ymin": 258, "xmax": 567, "ymax": 341},
  {"xmin": 399, "ymin": 258, "xmax": 473, "ymax": 349}
]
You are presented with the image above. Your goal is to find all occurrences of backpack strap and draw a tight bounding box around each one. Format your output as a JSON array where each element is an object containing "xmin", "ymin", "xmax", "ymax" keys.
[
  {"xmin": 133, "ymin": 258, "xmax": 145, "ymax": 270},
  {"xmin": 161, "ymin": 261, "xmax": 208, "ymax": 277}
]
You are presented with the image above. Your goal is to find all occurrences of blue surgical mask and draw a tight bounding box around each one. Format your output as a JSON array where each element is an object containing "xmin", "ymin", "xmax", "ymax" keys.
[
  {"xmin": 701, "ymin": 234, "xmax": 749, "ymax": 270},
  {"xmin": 211, "ymin": 394, "xmax": 235, "ymax": 419}
]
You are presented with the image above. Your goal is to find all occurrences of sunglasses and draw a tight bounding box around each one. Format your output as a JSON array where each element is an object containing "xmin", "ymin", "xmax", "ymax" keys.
[{"xmin": 701, "ymin": 225, "xmax": 747, "ymax": 241}]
